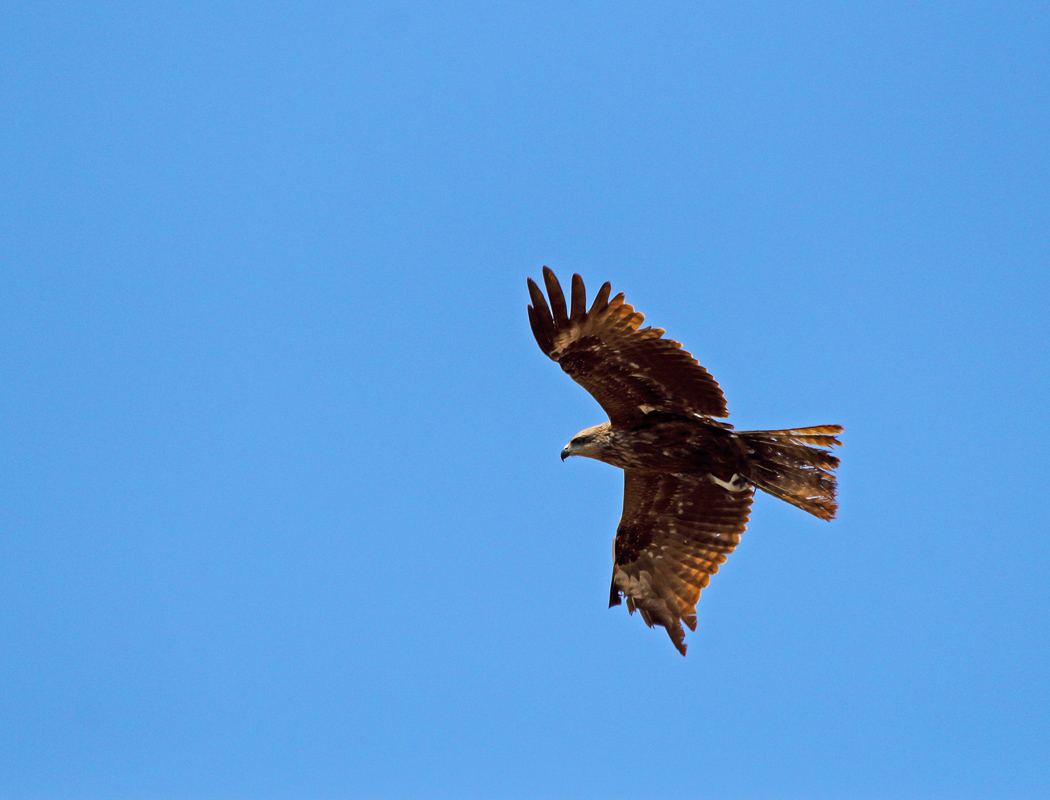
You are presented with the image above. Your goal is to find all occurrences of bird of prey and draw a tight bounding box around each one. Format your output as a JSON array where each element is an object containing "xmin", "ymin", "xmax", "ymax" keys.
[{"xmin": 527, "ymin": 268, "xmax": 842, "ymax": 655}]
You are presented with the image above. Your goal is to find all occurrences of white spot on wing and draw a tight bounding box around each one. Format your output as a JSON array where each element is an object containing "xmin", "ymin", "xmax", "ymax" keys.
[{"xmin": 709, "ymin": 473, "xmax": 750, "ymax": 492}]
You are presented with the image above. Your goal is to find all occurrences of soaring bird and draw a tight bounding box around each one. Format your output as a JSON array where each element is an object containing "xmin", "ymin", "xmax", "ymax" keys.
[{"xmin": 527, "ymin": 268, "xmax": 842, "ymax": 655}]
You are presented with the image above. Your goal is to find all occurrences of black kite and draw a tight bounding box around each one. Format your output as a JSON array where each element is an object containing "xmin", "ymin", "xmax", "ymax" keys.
[{"xmin": 527, "ymin": 268, "xmax": 842, "ymax": 655}]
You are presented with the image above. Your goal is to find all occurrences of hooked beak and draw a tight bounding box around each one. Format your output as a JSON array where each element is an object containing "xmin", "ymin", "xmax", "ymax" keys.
[{"xmin": 560, "ymin": 445, "xmax": 572, "ymax": 461}]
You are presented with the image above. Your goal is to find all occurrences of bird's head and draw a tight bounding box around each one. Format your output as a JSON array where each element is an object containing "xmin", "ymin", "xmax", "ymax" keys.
[{"xmin": 561, "ymin": 422, "xmax": 612, "ymax": 461}]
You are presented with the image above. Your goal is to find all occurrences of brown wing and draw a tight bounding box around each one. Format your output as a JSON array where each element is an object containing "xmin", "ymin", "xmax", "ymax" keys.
[
  {"xmin": 527, "ymin": 267, "xmax": 728, "ymax": 425},
  {"xmin": 610, "ymin": 470, "xmax": 753, "ymax": 655}
]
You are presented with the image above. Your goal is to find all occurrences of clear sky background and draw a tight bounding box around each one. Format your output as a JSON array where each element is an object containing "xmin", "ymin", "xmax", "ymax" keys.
[{"xmin": 3, "ymin": 3, "xmax": 1049, "ymax": 799}]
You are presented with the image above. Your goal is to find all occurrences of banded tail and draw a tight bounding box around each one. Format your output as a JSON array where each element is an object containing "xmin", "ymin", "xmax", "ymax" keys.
[{"xmin": 743, "ymin": 425, "xmax": 843, "ymax": 520}]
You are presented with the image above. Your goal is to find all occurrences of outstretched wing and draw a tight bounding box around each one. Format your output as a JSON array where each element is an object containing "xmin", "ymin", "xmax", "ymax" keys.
[
  {"xmin": 610, "ymin": 470, "xmax": 753, "ymax": 655},
  {"xmin": 527, "ymin": 267, "xmax": 728, "ymax": 425}
]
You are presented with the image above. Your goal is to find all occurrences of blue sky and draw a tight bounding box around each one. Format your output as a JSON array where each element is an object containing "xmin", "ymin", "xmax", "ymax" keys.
[{"xmin": 2, "ymin": 2, "xmax": 1048, "ymax": 798}]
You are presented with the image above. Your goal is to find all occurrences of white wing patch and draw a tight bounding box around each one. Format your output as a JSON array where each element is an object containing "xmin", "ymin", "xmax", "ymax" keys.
[{"xmin": 709, "ymin": 473, "xmax": 750, "ymax": 492}]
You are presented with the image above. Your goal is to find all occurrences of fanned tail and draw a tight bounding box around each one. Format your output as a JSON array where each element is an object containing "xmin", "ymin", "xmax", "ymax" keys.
[{"xmin": 742, "ymin": 425, "xmax": 842, "ymax": 520}]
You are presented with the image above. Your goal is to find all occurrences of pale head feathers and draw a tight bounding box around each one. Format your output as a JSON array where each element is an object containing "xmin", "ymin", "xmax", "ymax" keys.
[{"xmin": 561, "ymin": 422, "xmax": 613, "ymax": 461}]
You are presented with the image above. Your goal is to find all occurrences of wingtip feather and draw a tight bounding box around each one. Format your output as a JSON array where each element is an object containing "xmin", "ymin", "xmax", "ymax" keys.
[
  {"xmin": 570, "ymin": 273, "xmax": 587, "ymax": 321},
  {"xmin": 667, "ymin": 623, "xmax": 687, "ymax": 656},
  {"xmin": 526, "ymin": 277, "xmax": 550, "ymax": 317},
  {"xmin": 542, "ymin": 267, "xmax": 569, "ymax": 325},
  {"xmin": 527, "ymin": 304, "xmax": 553, "ymax": 354},
  {"xmin": 590, "ymin": 282, "xmax": 612, "ymax": 313}
]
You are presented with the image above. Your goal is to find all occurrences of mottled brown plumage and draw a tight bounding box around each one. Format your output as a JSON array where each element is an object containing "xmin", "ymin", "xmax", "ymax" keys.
[{"xmin": 528, "ymin": 267, "xmax": 842, "ymax": 655}]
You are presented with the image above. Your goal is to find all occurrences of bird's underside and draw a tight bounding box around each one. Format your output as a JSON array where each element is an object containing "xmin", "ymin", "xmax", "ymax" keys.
[{"xmin": 528, "ymin": 267, "xmax": 842, "ymax": 655}]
